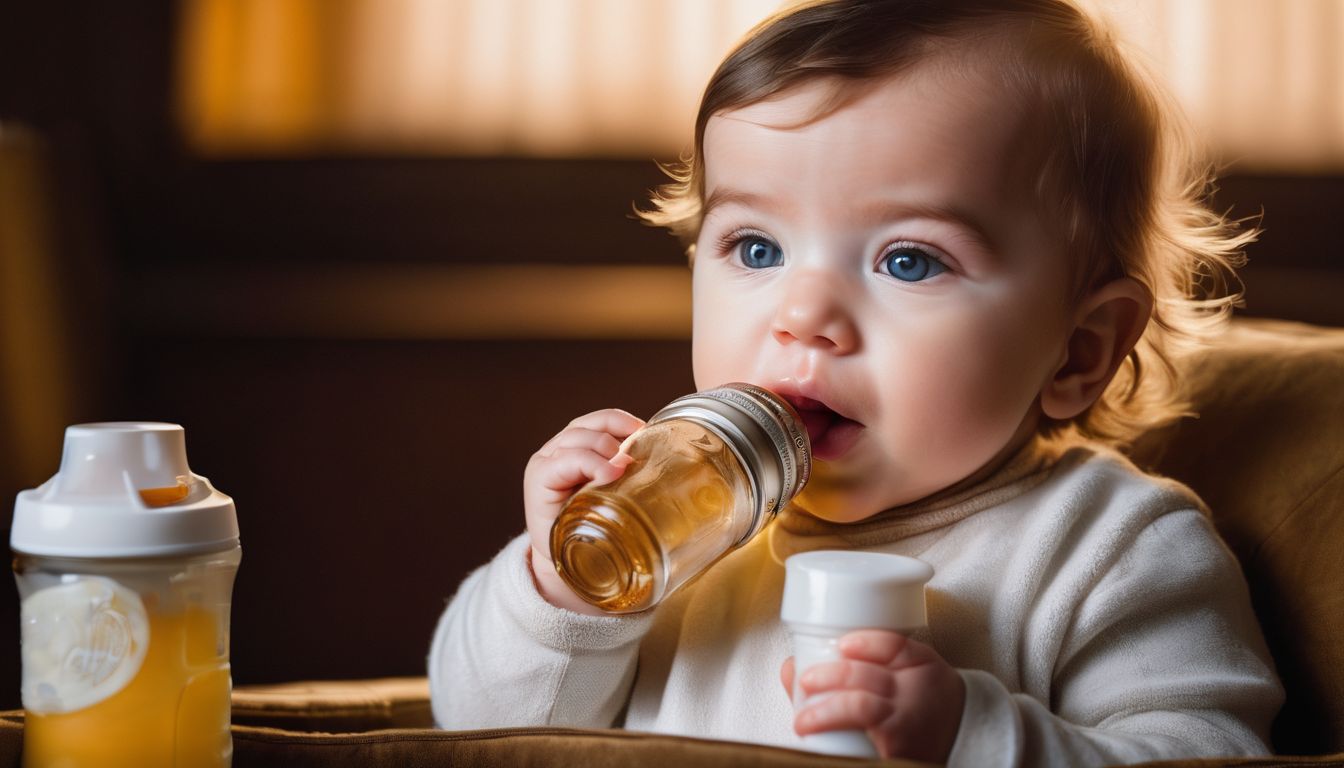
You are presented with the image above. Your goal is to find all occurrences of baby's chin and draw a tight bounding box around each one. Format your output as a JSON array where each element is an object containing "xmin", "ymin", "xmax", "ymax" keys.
[
  {"xmin": 790, "ymin": 478, "xmax": 908, "ymax": 527},
  {"xmin": 789, "ymin": 467, "xmax": 936, "ymax": 524}
]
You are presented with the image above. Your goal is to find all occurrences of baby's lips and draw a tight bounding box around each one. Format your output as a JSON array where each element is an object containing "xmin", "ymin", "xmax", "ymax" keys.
[
  {"xmin": 778, "ymin": 393, "xmax": 842, "ymax": 441},
  {"xmin": 796, "ymin": 408, "xmax": 837, "ymax": 445},
  {"xmin": 783, "ymin": 393, "xmax": 827, "ymax": 412}
]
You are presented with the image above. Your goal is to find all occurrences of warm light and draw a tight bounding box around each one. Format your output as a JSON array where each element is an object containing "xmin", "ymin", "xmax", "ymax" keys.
[
  {"xmin": 178, "ymin": 0, "xmax": 326, "ymax": 151},
  {"xmin": 176, "ymin": 0, "xmax": 1344, "ymax": 170},
  {"xmin": 0, "ymin": 126, "xmax": 79, "ymax": 486},
  {"xmin": 1086, "ymin": 0, "xmax": 1344, "ymax": 171},
  {"xmin": 177, "ymin": 0, "xmax": 783, "ymax": 157}
]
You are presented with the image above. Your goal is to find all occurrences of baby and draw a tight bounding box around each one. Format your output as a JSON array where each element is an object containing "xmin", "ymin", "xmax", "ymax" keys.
[{"xmin": 430, "ymin": 1, "xmax": 1283, "ymax": 764}]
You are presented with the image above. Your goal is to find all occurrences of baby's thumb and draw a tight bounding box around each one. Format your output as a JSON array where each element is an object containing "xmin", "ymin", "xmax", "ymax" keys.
[{"xmin": 596, "ymin": 451, "xmax": 633, "ymax": 484}]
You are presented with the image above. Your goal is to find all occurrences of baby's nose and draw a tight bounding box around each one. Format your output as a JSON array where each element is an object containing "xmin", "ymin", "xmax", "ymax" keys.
[{"xmin": 770, "ymin": 271, "xmax": 860, "ymax": 354}]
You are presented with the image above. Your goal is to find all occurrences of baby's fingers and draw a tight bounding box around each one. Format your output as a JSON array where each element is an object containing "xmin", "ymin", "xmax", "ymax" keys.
[
  {"xmin": 797, "ymin": 659, "xmax": 895, "ymax": 699},
  {"xmin": 524, "ymin": 447, "xmax": 629, "ymax": 554},
  {"xmin": 567, "ymin": 407, "xmax": 643, "ymax": 434},
  {"xmin": 536, "ymin": 408, "xmax": 644, "ymax": 458},
  {"xmin": 544, "ymin": 428, "xmax": 626, "ymax": 461},
  {"xmin": 780, "ymin": 656, "xmax": 796, "ymax": 695},
  {"xmin": 839, "ymin": 630, "xmax": 938, "ymax": 670},
  {"xmin": 533, "ymin": 448, "xmax": 628, "ymax": 497},
  {"xmin": 794, "ymin": 690, "xmax": 893, "ymax": 736}
]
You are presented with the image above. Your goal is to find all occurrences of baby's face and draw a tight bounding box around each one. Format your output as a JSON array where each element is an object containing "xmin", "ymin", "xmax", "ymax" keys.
[{"xmin": 691, "ymin": 63, "xmax": 1077, "ymax": 521}]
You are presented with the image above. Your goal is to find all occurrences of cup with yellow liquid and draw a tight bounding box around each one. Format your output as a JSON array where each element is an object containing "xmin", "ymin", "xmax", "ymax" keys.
[{"xmin": 11, "ymin": 422, "xmax": 241, "ymax": 767}]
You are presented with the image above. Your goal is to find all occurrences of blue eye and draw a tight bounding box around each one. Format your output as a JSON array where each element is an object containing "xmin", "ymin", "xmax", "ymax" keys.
[
  {"xmin": 882, "ymin": 247, "xmax": 946, "ymax": 282},
  {"xmin": 738, "ymin": 237, "xmax": 783, "ymax": 269}
]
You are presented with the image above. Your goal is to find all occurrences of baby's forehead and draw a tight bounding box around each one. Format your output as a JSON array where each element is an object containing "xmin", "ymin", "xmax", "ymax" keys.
[
  {"xmin": 709, "ymin": 52, "xmax": 1029, "ymax": 139},
  {"xmin": 708, "ymin": 78, "xmax": 854, "ymax": 131},
  {"xmin": 704, "ymin": 65, "xmax": 1040, "ymax": 191}
]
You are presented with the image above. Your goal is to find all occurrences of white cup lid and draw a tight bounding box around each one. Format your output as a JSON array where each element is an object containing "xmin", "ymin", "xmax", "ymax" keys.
[
  {"xmin": 781, "ymin": 550, "xmax": 934, "ymax": 631},
  {"xmin": 11, "ymin": 422, "xmax": 239, "ymax": 557}
]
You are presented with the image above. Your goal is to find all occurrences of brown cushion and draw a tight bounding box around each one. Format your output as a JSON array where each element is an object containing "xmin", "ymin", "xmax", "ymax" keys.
[
  {"xmin": 232, "ymin": 723, "xmax": 925, "ymax": 768},
  {"xmin": 0, "ymin": 708, "xmax": 918, "ymax": 768},
  {"xmin": 1132, "ymin": 318, "xmax": 1344, "ymax": 755},
  {"xmin": 230, "ymin": 677, "xmax": 434, "ymax": 732},
  {"xmin": 1, "ymin": 709, "xmax": 1341, "ymax": 768}
]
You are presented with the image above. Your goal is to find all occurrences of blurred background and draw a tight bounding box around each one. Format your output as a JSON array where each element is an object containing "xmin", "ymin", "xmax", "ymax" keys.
[{"xmin": 0, "ymin": 0, "xmax": 1340, "ymax": 710}]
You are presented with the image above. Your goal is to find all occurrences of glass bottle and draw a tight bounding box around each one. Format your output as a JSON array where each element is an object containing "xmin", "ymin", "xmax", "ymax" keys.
[{"xmin": 550, "ymin": 383, "xmax": 810, "ymax": 613}]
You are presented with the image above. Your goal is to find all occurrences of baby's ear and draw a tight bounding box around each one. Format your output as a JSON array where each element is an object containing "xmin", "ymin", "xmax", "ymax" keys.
[{"xmin": 1040, "ymin": 277, "xmax": 1153, "ymax": 421}]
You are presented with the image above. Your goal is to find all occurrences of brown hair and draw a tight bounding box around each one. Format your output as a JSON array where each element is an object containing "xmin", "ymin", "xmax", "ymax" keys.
[{"xmin": 639, "ymin": 0, "xmax": 1251, "ymax": 448}]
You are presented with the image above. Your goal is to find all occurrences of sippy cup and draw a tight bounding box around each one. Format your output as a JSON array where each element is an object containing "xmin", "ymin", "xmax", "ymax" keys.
[
  {"xmin": 551, "ymin": 383, "xmax": 810, "ymax": 613},
  {"xmin": 11, "ymin": 422, "xmax": 241, "ymax": 767},
  {"xmin": 781, "ymin": 550, "xmax": 935, "ymax": 758}
]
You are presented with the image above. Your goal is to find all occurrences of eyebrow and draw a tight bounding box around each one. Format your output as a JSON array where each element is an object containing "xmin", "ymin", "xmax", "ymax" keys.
[
  {"xmin": 703, "ymin": 186, "xmax": 999, "ymax": 257},
  {"xmin": 702, "ymin": 187, "xmax": 772, "ymax": 220},
  {"xmin": 857, "ymin": 199, "xmax": 999, "ymax": 256}
]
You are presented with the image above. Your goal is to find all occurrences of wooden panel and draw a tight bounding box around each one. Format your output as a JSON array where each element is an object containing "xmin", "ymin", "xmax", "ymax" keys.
[{"xmin": 127, "ymin": 263, "xmax": 692, "ymax": 339}]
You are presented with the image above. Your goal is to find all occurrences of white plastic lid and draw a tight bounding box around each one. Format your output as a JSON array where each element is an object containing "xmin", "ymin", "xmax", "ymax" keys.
[
  {"xmin": 11, "ymin": 422, "xmax": 240, "ymax": 557},
  {"xmin": 780, "ymin": 550, "xmax": 934, "ymax": 631}
]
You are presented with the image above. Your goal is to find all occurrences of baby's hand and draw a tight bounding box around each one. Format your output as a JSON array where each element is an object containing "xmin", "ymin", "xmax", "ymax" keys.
[
  {"xmin": 524, "ymin": 408, "xmax": 644, "ymax": 615},
  {"xmin": 780, "ymin": 630, "xmax": 965, "ymax": 762}
]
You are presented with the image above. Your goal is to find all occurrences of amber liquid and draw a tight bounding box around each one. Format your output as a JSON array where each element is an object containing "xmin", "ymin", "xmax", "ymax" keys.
[
  {"xmin": 551, "ymin": 420, "xmax": 754, "ymax": 612},
  {"xmin": 24, "ymin": 604, "xmax": 232, "ymax": 768},
  {"xmin": 16, "ymin": 551, "xmax": 238, "ymax": 768}
]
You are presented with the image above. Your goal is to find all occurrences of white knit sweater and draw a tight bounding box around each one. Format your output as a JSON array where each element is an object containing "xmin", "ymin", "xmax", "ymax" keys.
[{"xmin": 429, "ymin": 445, "xmax": 1282, "ymax": 767}]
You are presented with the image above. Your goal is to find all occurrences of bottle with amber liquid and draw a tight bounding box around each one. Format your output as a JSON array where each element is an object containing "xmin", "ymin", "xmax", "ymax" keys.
[
  {"xmin": 550, "ymin": 383, "xmax": 810, "ymax": 613},
  {"xmin": 11, "ymin": 422, "xmax": 240, "ymax": 768}
]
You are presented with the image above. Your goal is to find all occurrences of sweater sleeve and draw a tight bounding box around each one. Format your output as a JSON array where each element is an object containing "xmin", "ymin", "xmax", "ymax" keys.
[
  {"xmin": 947, "ymin": 508, "xmax": 1283, "ymax": 768},
  {"xmin": 428, "ymin": 533, "xmax": 655, "ymax": 729}
]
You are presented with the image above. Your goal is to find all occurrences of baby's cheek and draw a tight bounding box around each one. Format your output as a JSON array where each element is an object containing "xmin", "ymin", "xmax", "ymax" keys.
[
  {"xmin": 691, "ymin": 298, "xmax": 753, "ymax": 388},
  {"xmin": 901, "ymin": 404, "xmax": 1010, "ymax": 482},
  {"xmin": 887, "ymin": 342, "xmax": 1035, "ymax": 475},
  {"xmin": 693, "ymin": 314, "xmax": 775, "ymax": 391},
  {"xmin": 691, "ymin": 334, "xmax": 738, "ymax": 391}
]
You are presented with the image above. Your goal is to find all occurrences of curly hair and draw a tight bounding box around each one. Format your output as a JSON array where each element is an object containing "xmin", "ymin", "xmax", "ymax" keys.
[{"xmin": 638, "ymin": 0, "xmax": 1251, "ymax": 449}]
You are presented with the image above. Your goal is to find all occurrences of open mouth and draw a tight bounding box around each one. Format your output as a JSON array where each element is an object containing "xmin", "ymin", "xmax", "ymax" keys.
[{"xmin": 781, "ymin": 394, "xmax": 864, "ymax": 461}]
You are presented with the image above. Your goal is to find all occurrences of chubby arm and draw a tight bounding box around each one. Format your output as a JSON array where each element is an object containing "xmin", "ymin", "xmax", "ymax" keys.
[
  {"xmin": 948, "ymin": 508, "xmax": 1283, "ymax": 767},
  {"xmin": 430, "ymin": 408, "xmax": 653, "ymax": 729},
  {"xmin": 428, "ymin": 534, "xmax": 653, "ymax": 728}
]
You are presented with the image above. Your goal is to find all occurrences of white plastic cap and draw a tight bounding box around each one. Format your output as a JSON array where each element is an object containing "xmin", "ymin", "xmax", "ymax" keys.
[
  {"xmin": 11, "ymin": 422, "xmax": 239, "ymax": 557},
  {"xmin": 780, "ymin": 550, "xmax": 934, "ymax": 631}
]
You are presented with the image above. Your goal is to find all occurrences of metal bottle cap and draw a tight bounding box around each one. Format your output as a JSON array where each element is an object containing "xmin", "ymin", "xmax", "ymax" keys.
[{"xmin": 647, "ymin": 383, "xmax": 811, "ymax": 543}]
